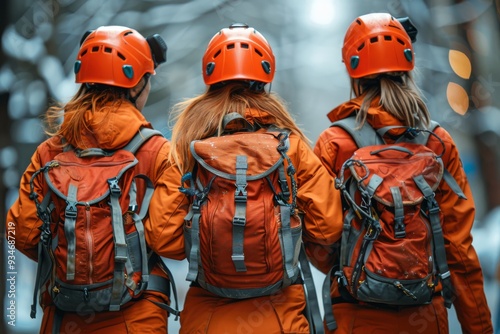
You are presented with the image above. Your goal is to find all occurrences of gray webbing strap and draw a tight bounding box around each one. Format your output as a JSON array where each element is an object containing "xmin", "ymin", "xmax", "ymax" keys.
[
  {"xmin": 443, "ymin": 168, "xmax": 467, "ymax": 200},
  {"xmin": 277, "ymin": 162, "xmax": 290, "ymax": 200},
  {"xmin": 64, "ymin": 184, "xmax": 78, "ymax": 281},
  {"xmin": 132, "ymin": 175, "xmax": 155, "ymax": 289},
  {"xmin": 128, "ymin": 180, "xmax": 138, "ymax": 213},
  {"xmin": 123, "ymin": 128, "xmax": 163, "ymax": 154},
  {"xmin": 123, "ymin": 180, "xmax": 137, "ymax": 283},
  {"xmin": 276, "ymin": 160, "xmax": 295, "ymax": 279},
  {"xmin": 232, "ymin": 155, "xmax": 248, "ymax": 272},
  {"xmin": 186, "ymin": 209, "xmax": 201, "ymax": 281},
  {"xmin": 280, "ymin": 205, "xmax": 295, "ymax": 279},
  {"xmin": 76, "ymin": 148, "xmax": 111, "ymax": 157},
  {"xmin": 299, "ymin": 244, "xmax": 325, "ymax": 334},
  {"xmin": 365, "ymin": 174, "xmax": 383, "ymax": 197},
  {"xmin": 390, "ymin": 187, "xmax": 406, "ymax": 238},
  {"xmin": 322, "ymin": 267, "xmax": 337, "ymax": 331},
  {"xmin": 31, "ymin": 191, "xmax": 54, "ymax": 319},
  {"xmin": 333, "ymin": 117, "xmax": 384, "ymax": 147},
  {"xmin": 108, "ymin": 177, "xmax": 127, "ymax": 311},
  {"xmin": 340, "ymin": 210, "xmax": 355, "ymax": 268},
  {"xmin": 413, "ymin": 175, "xmax": 454, "ymax": 308}
]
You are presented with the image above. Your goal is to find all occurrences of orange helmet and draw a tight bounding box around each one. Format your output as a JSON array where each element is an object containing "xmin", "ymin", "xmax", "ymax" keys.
[
  {"xmin": 74, "ymin": 26, "xmax": 167, "ymax": 88},
  {"xmin": 202, "ymin": 23, "xmax": 275, "ymax": 86},
  {"xmin": 342, "ymin": 13, "xmax": 415, "ymax": 78}
]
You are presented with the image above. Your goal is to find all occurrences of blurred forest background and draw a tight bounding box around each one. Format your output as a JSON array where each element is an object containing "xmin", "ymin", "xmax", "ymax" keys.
[{"xmin": 1, "ymin": 0, "xmax": 500, "ymax": 333}]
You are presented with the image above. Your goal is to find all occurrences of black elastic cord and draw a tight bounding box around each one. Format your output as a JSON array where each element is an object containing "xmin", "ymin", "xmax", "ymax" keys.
[{"xmin": 129, "ymin": 74, "xmax": 151, "ymax": 105}]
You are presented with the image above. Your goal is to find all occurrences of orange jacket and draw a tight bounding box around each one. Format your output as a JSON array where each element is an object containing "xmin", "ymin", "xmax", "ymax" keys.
[
  {"xmin": 314, "ymin": 96, "xmax": 493, "ymax": 334},
  {"xmin": 6, "ymin": 102, "xmax": 172, "ymax": 333},
  {"xmin": 145, "ymin": 108, "xmax": 344, "ymax": 333}
]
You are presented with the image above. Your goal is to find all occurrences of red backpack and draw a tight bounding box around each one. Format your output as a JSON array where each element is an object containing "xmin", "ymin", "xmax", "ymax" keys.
[
  {"xmin": 180, "ymin": 113, "xmax": 324, "ymax": 333},
  {"xmin": 322, "ymin": 117, "xmax": 466, "ymax": 330},
  {"xmin": 29, "ymin": 128, "xmax": 178, "ymax": 318}
]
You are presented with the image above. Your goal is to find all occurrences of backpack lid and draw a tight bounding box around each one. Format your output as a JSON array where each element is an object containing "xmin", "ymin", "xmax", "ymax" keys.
[
  {"xmin": 349, "ymin": 143, "xmax": 444, "ymax": 206},
  {"xmin": 190, "ymin": 130, "xmax": 284, "ymax": 180}
]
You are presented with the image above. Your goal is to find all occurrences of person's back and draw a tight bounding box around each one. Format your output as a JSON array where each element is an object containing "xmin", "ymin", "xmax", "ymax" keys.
[
  {"xmin": 146, "ymin": 23, "xmax": 344, "ymax": 334},
  {"xmin": 6, "ymin": 25, "xmax": 175, "ymax": 333},
  {"xmin": 314, "ymin": 12, "xmax": 493, "ymax": 334}
]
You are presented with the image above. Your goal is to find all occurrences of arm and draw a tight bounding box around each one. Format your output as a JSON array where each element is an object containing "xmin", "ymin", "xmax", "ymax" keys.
[
  {"xmin": 290, "ymin": 136, "xmax": 343, "ymax": 273},
  {"xmin": 144, "ymin": 163, "xmax": 189, "ymax": 260},
  {"xmin": 431, "ymin": 127, "xmax": 493, "ymax": 334},
  {"xmin": 6, "ymin": 144, "xmax": 52, "ymax": 261}
]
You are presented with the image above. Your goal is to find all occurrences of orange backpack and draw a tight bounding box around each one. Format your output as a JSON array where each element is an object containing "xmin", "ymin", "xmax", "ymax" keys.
[
  {"xmin": 29, "ymin": 128, "xmax": 178, "ymax": 317},
  {"xmin": 180, "ymin": 113, "xmax": 324, "ymax": 333},
  {"xmin": 322, "ymin": 117, "xmax": 466, "ymax": 330},
  {"xmin": 181, "ymin": 113, "xmax": 302, "ymax": 296}
]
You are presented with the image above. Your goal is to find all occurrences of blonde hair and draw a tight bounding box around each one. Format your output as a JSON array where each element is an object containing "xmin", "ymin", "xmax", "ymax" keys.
[
  {"xmin": 169, "ymin": 82, "xmax": 308, "ymax": 173},
  {"xmin": 354, "ymin": 72, "xmax": 430, "ymax": 128}
]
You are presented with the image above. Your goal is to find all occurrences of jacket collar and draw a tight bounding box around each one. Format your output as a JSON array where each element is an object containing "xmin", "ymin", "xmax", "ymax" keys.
[
  {"xmin": 326, "ymin": 95, "xmax": 406, "ymax": 137},
  {"xmin": 69, "ymin": 100, "xmax": 152, "ymax": 149}
]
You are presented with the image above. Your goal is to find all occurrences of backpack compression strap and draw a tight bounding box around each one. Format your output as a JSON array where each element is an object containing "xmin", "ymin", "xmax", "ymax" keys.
[
  {"xmin": 414, "ymin": 175, "xmax": 455, "ymax": 308},
  {"xmin": 299, "ymin": 244, "xmax": 325, "ymax": 334},
  {"xmin": 108, "ymin": 128, "xmax": 162, "ymax": 311}
]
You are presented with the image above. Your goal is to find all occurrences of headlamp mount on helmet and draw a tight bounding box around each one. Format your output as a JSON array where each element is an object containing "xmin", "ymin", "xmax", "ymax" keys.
[
  {"xmin": 146, "ymin": 34, "xmax": 168, "ymax": 68},
  {"xmin": 396, "ymin": 17, "xmax": 418, "ymax": 43}
]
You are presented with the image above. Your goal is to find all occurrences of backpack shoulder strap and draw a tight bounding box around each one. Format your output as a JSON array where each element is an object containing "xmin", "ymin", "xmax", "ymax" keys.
[
  {"xmin": 331, "ymin": 116, "xmax": 384, "ymax": 148},
  {"xmin": 123, "ymin": 128, "xmax": 163, "ymax": 154},
  {"xmin": 413, "ymin": 121, "xmax": 467, "ymax": 199},
  {"xmin": 411, "ymin": 120, "xmax": 440, "ymax": 145}
]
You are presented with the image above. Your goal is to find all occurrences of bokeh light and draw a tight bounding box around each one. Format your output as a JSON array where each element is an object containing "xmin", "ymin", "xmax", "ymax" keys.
[
  {"xmin": 449, "ymin": 49, "xmax": 472, "ymax": 79},
  {"xmin": 447, "ymin": 82, "xmax": 469, "ymax": 115}
]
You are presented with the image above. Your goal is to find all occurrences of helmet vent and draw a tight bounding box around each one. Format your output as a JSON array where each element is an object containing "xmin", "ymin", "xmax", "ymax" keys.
[
  {"xmin": 241, "ymin": 43, "xmax": 249, "ymax": 49},
  {"xmin": 104, "ymin": 47, "xmax": 112, "ymax": 53},
  {"xmin": 370, "ymin": 37, "xmax": 378, "ymax": 44},
  {"xmin": 254, "ymin": 48, "xmax": 263, "ymax": 57},
  {"xmin": 397, "ymin": 38, "xmax": 405, "ymax": 45},
  {"xmin": 357, "ymin": 43, "xmax": 365, "ymax": 51},
  {"xmin": 356, "ymin": 19, "xmax": 362, "ymax": 25},
  {"xmin": 117, "ymin": 52, "xmax": 126, "ymax": 60},
  {"xmin": 80, "ymin": 49, "xmax": 88, "ymax": 57},
  {"xmin": 227, "ymin": 43, "xmax": 235, "ymax": 50},
  {"xmin": 92, "ymin": 46, "xmax": 99, "ymax": 52},
  {"xmin": 214, "ymin": 49, "xmax": 221, "ymax": 58},
  {"xmin": 384, "ymin": 35, "xmax": 392, "ymax": 41}
]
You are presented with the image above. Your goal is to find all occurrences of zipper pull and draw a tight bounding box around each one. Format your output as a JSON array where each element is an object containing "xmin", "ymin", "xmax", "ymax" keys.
[{"xmin": 393, "ymin": 281, "xmax": 418, "ymax": 300}]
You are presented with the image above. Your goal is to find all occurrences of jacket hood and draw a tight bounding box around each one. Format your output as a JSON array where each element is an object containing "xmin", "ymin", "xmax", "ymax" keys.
[
  {"xmin": 65, "ymin": 101, "xmax": 152, "ymax": 149},
  {"xmin": 326, "ymin": 95, "xmax": 406, "ymax": 136},
  {"xmin": 244, "ymin": 108, "xmax": 276, "ymax": 126}
]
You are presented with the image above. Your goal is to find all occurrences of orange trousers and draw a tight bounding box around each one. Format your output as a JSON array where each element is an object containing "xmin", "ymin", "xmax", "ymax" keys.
[
  {"xmin": 39, "ymin": 291, "xmax": 169, "ymax": 334},
  {"xmin": 180, "ymin": 284, "xmax": 310, "ymax": 334},
  {"xmin": 327, "ymin": 296, "xmax": 449, "ymax": 334}
]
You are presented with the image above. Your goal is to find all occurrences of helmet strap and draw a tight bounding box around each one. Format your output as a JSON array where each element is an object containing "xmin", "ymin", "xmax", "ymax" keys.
[{"xmin": 128, "ymin": 74, "xmax": 151, "ymax": 106}]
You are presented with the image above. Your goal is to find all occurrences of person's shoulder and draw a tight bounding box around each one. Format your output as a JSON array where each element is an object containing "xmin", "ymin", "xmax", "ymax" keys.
[{"xmin": 428, "ymin": 122, "xmax": 455, "ymax": 146}]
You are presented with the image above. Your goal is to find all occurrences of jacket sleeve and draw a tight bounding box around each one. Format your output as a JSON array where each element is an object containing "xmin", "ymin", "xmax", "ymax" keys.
[
  {"xmin": 144, "ymin": 163, "xmax": 189, "ymax": 261},
  {"xmin": 290, "ymin": 136, "xmax": 343, "ymax": 274},
  {"xmin": 431, "ymin": 127, "xmax": 493, "ymax": 334},
  {"xmin": 6, "ymin": 146, "xmax": 48, "ymax": 261}
]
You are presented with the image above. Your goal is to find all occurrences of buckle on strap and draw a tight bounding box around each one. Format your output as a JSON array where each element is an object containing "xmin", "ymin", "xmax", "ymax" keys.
[
  {"xmin": 232, "ymin": 216, "xmax": 246, "ymax": 227},
  {"xmin": 107, "ymin": 178, "xmax": 121, "ymax": 195},
  {"xmin": 65, "ymin": 202, "xmax": 77, "ymax": 218},
  {"xmin": 234, "ymin": 188, "xmax": 247, "ymax": 203},
  {"xmin": 439, "ymin": 271, "xmax": 451, "ymax": 280},
  {"xmin": 115, "ymin": 243, "xmax": 128, "ymax": 263}
]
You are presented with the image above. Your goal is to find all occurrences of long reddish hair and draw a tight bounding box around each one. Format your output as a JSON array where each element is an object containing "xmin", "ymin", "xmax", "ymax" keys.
[
  {"xmin": 169, "ymin": 81, "xmax": 309, "ymax": 173},
  {"xmin": 43, "ymin": 85, "xmax": 131, "ymax": 149}
]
